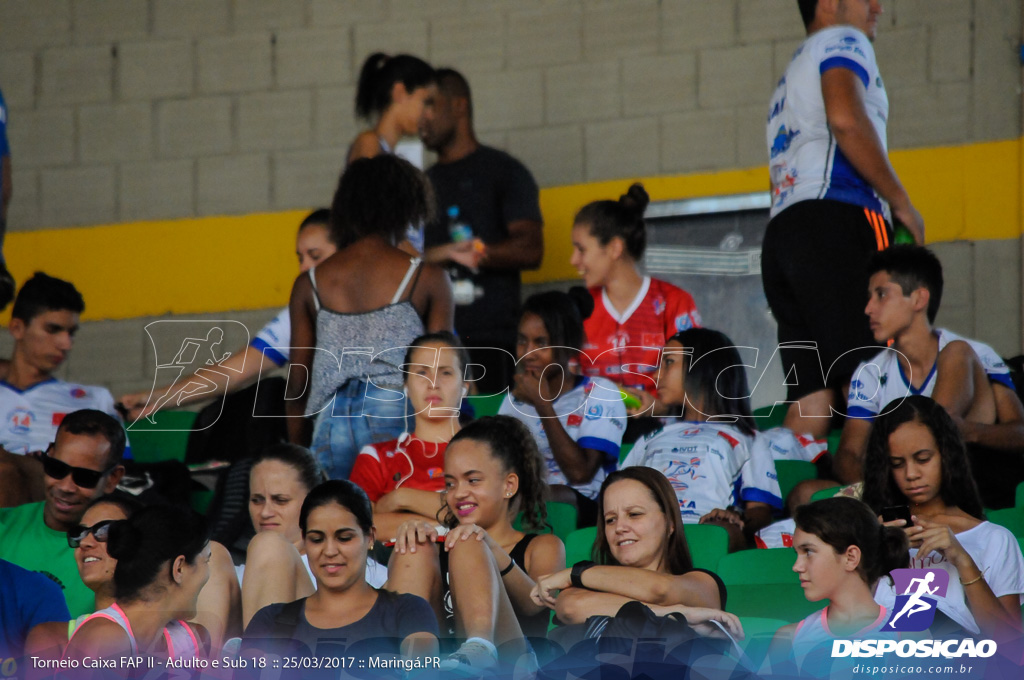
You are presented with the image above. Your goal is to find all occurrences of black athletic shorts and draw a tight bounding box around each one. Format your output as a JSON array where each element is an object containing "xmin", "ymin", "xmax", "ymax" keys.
[{"xmin": 761, "ymin": 199, "xmax": 891, "ymax": 402}]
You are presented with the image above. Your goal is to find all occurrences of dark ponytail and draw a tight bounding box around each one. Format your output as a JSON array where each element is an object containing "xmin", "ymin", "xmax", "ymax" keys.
[
  {"xmin": 107, "ymin": 505, "xmax": 209, "ymax": 602},
  {"xmin": 441, "ymin": 416, "xmax": 549, "ymax": 531},
  {"xmin": 794, "ymin": 497, "xmax": 908, "ymax": 586},
  {"xmin": 355, "ymin": 52, "xmax": 435, "ymax": 120},
  {"xmin": 574, "ymin": 183, "xmax": 650, "ymax": 261}
]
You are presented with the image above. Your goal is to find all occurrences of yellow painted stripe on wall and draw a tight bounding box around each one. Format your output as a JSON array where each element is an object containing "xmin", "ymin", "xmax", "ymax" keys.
[{"xmin": 7, "ymin": 139, "xmax": 1021, "ymax": 321}]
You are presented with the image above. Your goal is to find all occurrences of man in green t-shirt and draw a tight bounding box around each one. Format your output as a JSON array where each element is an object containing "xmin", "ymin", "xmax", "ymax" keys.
[{"xmin": 0, "ymin": 409, "xmax": 125, "ymax": 618}]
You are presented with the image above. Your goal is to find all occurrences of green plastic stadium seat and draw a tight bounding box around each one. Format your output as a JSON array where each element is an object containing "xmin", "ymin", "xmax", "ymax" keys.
[
  {"xmin": 717, "ymin": 547, "xmax": 798, "ymax": 586},
  {"xmin": 809, "ymin": 486, "xmax": 843, "ymax": 503},
  {"xmin": 514, "ymin": 501, "xmax": 578, "ymax": 540},
  {"xmin": 1016, "ymin": 481, "xmax": 1024, "ymax": 508},
  {"xmin": 774, "ymin": 460, "xmax": 817, "ymax": 502},
  {"xmin": 753, "ymin": 405, "xmax": 787, "ymax": 431},
  {"xmin": 727, "ymin": 584, "xmax": 822, "ymax": 622},
  {"xmin": 125, "ymin": 411, "xmax": 197, "ymax": 464},
  {"xmin": 987, "ymin": 507, "xmax": 1024, "ymax": 539},
  {"xmin": 464, "ymin": 392, "xmax": 507, "ymax": 418},
  {"xmin": 683, "ymin": 523, "xmax": 730, "ymax": 572},
  {"xmin": 564, "ymin": 526, "xmax": 598, "ymax": 567}
]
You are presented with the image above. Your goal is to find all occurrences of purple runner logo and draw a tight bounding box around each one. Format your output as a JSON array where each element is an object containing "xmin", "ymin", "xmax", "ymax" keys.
[{"xmin": 885, "ymin": 568, "xmax": 949, "ymax": 632}]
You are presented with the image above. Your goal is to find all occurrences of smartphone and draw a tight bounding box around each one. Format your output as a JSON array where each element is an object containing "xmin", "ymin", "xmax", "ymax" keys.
[{"xmin": 881, "ymin": 505, "xmax": 914, "ymax": 526}]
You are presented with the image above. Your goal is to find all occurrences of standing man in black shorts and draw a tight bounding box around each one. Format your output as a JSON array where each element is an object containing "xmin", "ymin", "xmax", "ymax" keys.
[{"xmin": 762, "ymin": 0, "xmax": 925, "ymax": 438}]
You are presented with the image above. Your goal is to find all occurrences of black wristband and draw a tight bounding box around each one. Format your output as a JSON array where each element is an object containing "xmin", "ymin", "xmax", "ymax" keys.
[
  {"xmin": 499, "ymin": 558, "xmax": 516, "ymax": 577},
  {"xmin": 571, "ymin": 561, "xmax": 596, "ymax": 589}
]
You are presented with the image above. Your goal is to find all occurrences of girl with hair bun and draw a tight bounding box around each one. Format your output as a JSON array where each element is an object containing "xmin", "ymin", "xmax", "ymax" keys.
[
  {"xmin": 570, "ymin": 183, "xmax": 701, "ymax": 418},
  {"xmin": 387, "ymin": 416, "xmax": 565, "ymax": 672},
  {"xmin": 769, "ymin": 496, "xmax": 909, "ymax": 671},
  {"xmin": 863, "ymin": 395, "xmax": 1024, "ymax": 639},
  {"xmin": 64, "ymin": 505, "xmax": 212, "ymax": 663},
  {"xmin": 499, "ymin": 288, "xmax": 626, "ymax": 525}
]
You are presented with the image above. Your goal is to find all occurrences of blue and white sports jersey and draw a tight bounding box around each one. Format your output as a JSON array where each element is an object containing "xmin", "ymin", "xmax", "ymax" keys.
[
  {"xmin": 846, "ymin": 328, "xmax": 1013, "ymax": 420},
  {"xmin": 767, "ymin": 26, "xmax": 888, "ymax": 219},
  {"xmin": 621, "ymin": 421, "xmax": 782, "ymax": 522},
  {"xmin": 249, "ymin": 307, "xmax": 290, "ymax": 367},
  {"xmin": 499, "ymin": 375, "xmax": 625, "ymax": 500},
  {"xmin": 0, "ymin": 379, "xmax": 121, "ymax": 454}
]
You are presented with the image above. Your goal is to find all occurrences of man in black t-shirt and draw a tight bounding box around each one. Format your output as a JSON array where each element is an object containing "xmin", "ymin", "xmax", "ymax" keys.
[{"xmin": 420, "ymin": 69, "xmax": 543, "ymax": 395}]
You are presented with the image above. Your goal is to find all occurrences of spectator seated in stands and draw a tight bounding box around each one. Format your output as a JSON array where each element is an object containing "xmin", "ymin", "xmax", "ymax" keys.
[
  {"xmin": 767, "ymin": 497, "xmax": 908, "ymax": 676},
  {"xmin": 621, "ymin": 328, "xmax": 783, "ymax": 551},
  {"xmin": 531, "ymin": 467, "xmax": 734, "ymax": 626},
  {"xmin": 797, "ymin": 245, "xmax": 1024, "ymax": 509},
  {"xmin": 0, "ymin": 273, "xmax": 125, "ymax": 507},
  {"xmin": 64, "ymin": 505, "xmax": 213, "ymax": 664},
  {"xmin": 863, "ymin": 396, "xmax": 1024, "ymax": 640},
  {"xmin": 242, "ymin": 480, "xmax": 439, "ymax": 668},
  {"xmin": 239, "ymin": 443, "xmax": 391, "ymax": 629},
  {"xmin": 499, "ymin": 289, "xmax": 625, "ymax": 527},
  {"xmin": 387, "ymin": 416, "xmax": 564, "ymax": 673},
  {"xmin": 349, "ymin": 332, "xmax": 469, "ymax": 541}
]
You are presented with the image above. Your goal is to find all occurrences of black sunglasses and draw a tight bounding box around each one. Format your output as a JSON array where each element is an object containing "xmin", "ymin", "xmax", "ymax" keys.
[
  {"xmin": 67, "ymin": 519, "xmax": 117, "ymax": 548},
  {"xmin": 42, "ymin": 453, "xmax": 116, "ymax": 489}
]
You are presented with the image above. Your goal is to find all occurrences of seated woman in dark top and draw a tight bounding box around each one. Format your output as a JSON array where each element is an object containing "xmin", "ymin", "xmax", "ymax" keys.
[
  {"xmin": 243, "ymin": 480, "xmax": 438, "ymax": 671},
  {"xmin": 531, "ymin": 467, "xmax": 740, "ymax": 637}
]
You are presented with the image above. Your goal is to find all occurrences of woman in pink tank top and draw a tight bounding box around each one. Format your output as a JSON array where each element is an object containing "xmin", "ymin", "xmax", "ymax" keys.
[{"xmin": 64, "ymin": 505, "xmax": 212, "ymax": 665}]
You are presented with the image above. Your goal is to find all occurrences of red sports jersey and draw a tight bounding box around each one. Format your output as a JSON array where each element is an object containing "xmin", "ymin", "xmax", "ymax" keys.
[
  {"xmin": 349, "ymin": 433, "xmax": 448, "ymax": 502},
  {"xmin": 581, "ymin": 277, "xmax": 701, "ymax": 394}
]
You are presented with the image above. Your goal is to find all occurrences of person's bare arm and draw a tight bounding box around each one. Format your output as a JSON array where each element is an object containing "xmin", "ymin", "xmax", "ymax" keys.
[
  {"xmin": 285, "ymin": 273, "xmax": 317, "ymax": 445},
  {"xmin": 478, "ymin": 219, "xmax": 543, "ymax": 270},
  {"xmin": 833, "ymin": 418, "xmax": 872, "ymax": 484},
  {"xmin": 963, "ymin": 383, "xmax": 1024, "ymax": 451},
  {"xmin": 555, "ymin": 588, "xmax": 635, "ymax": 624},
  {"xmin": 822, "ymin": 68, "xmax": 923, "ymax": 242},
  {"xmin": 119, "ymin": 345, "xmax": 271, "ymax": 420}
]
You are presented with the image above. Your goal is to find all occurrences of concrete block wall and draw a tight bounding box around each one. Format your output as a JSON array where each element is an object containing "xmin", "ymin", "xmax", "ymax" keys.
[{"xmin": 0, "ymin": 0, "xmax": 1021, "ymax": 391}]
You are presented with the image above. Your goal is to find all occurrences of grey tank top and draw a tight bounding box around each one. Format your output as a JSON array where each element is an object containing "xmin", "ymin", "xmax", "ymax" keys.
[{"xmin": 305, "ymin": 258, "xmax": 425, "ymax": 416}]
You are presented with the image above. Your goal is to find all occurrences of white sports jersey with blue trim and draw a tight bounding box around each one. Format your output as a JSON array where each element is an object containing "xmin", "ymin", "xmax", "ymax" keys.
[
  {"xmin": 0, "ymin": 379, "xmax": 120, "ymax": 454},
  {"xmin": 621, "ymin": 421, "xmax": 782, "ymax": 522},
  {"xmin": 767, "ymin": 25, "xmax": 889, "ymax": 219},
  {"xmin": 499, "ymin": 376, "xmax": 625, "ymax": 500},
  {"xmin": 249, "ymin": 307, "xmax": 290, "ymax": 367},
  {"xmin": 846, "ymin": 328, "xmax": 1013, "ymax": 420}
]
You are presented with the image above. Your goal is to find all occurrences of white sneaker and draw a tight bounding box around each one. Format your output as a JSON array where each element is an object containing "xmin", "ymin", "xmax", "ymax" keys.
[{"xmin": 438, "ymin": 640, "xmax": 499, "ymax": 672}]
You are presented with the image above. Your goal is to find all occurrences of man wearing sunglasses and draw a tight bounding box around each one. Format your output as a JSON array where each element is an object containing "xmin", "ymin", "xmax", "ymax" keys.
[
  {"xmin": 0, "ymin": 409, "xmax": 124, "ymax": 618},
  {"xmin": 0, "ymin": 273, "xmax": 124, "ymax": 508}
]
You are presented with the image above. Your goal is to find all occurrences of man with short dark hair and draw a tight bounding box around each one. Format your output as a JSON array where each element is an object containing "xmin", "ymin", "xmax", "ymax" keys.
[
  {"xmin": 0, "ymin": 272, "xmax": 123, "ymax": 506},
  {"xmin": 762, "ymin": 0, "xmax": 925, "ymax": 439},
  {"xmin": 0, "ymin": 409, "xmax": 126, "ymax": 618},
  {"xmin": 420, "ymin": 68, "xmax": 543, "ymax": 394},
  {"xmin": 831, "ymin": 245, "xmax": 1024, "ymax": 506}
]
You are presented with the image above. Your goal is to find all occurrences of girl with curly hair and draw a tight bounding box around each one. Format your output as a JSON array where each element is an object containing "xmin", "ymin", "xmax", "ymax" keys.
[{"xmin": 386, "ymin": 415, "xmax": 565, "ymax": 672}]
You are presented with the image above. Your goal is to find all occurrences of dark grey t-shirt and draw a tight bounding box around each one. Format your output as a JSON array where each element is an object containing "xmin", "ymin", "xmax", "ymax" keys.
[{"xmin": 425, "ymin": 146, "xmax": 542, "ymax": 343}]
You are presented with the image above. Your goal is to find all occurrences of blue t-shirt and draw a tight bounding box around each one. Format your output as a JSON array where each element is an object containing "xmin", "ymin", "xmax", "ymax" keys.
[
  {"xmin": 242, "ymin": 590, "xmax": 437, "ymax": 678},
  {"xmin": 0, "ymin": 87, "xmax": 9, "ymax": 159},
  {"xmin": 1, "ymin": 558, "xmax": 71, "ymax": 676}
]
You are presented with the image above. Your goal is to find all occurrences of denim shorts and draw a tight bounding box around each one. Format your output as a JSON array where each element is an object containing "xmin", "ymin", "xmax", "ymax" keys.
[{"xmin": 310, "ymin": 378, "xmax": 410, "ymax": 480}]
